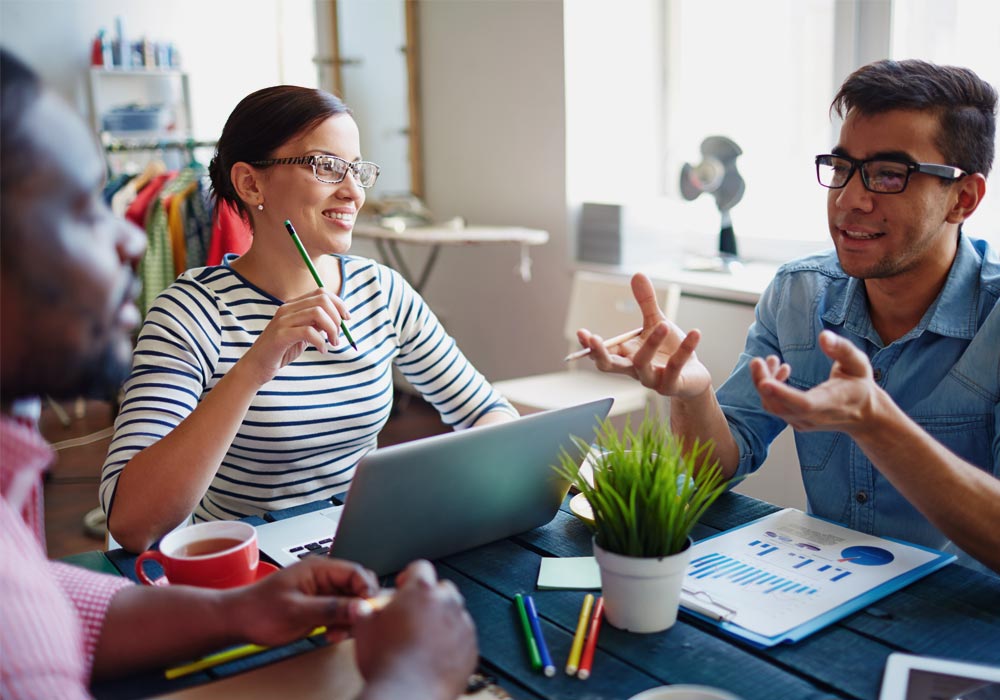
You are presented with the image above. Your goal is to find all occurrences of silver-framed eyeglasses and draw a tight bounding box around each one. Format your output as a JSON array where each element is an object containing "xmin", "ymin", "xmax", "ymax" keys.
[
  {"xmin": 815, "ymin": 153, "xmax": 966, "ymax": 194},
  {"xmin": 251, "ymin": 154, "xmax": 381, "ymax": 188}
]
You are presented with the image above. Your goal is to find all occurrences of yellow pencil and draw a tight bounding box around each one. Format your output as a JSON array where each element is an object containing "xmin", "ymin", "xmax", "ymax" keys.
[
  {"xmin": 565, "ymin": 593, "xmax": 595, "ymax": 675},
  {"xmin": 165, "ymin": 627, "xmax": 327, "ymax": 680},
  {"xmin": 164, "ymin": 590, "xmax": 394, "ymax": 680}
]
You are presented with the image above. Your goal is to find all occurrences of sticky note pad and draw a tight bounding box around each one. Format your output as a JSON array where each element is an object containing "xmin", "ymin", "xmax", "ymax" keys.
[{"xmin": 537, "ymin": 556, "xmax": 601, "ymax": 590}]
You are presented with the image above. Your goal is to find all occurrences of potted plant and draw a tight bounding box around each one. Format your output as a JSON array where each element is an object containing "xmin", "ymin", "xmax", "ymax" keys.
[{"xmin": 555, "ymin": 414, "xmax": 730, "ymax": 633}]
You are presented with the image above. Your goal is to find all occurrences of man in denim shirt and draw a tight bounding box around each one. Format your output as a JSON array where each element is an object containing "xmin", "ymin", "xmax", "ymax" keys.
[{"xmin": 578, "ymin": 59, "xmax": 1000, "ymax": 574}]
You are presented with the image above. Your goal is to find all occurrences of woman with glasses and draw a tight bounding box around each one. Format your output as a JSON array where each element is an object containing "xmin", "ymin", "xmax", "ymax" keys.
[{"xmin": 100, "ymin": 85, "xmax": 517, "ymax": 552}]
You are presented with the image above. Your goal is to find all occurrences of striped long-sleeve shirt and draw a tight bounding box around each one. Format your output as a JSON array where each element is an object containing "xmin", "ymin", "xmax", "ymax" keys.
[{"xmin": 100, "ymin": 255, "xmax": 516, "ymax": 523}]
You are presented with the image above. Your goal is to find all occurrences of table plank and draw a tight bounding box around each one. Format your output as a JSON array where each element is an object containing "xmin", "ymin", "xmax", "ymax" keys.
[
  {"xmin": 440, "ymin": 563, "xmax": 667, "ymax": 699},
  {"xmin": 837, "ymin": 563, "xmax": 1000, "ymax": 663},
  {"xmin": 555, "ymin": 490, "xmax": 1000, "ymax": 668},
  {"xmin": 92, "ymin": 490, "xmax": 999, "ymax": 700},
  {"xmin": 502, "ymin": 503, "xmax": 956, "ymax": 699},
  {"xmin": 441, "ymin": 538, "xmax": 848, "ymax": 700}
]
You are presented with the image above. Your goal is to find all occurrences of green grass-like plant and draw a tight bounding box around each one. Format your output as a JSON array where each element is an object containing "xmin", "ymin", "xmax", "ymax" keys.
[{"xmin": 555, "ymin": 414, "xmax": 730, "ymax": 558}]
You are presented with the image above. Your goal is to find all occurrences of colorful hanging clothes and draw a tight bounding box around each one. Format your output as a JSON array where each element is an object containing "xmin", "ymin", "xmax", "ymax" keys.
[
  {"xmin": 182, "ymin": 174, "xmax": 212, "ymax": 270},
  {"xmin": 138, "ymin": 167, "xmax": 202, "ymax": 315},
  {"xmin": 206, "ymin": 199, "xmax": 253, "ymax": 266},
  {"xmin": 102, "ymin": 172, "xmax": 133, "ymax": 205},
  {"xmin": 124, "ymin": 172, "xmax": 172, "ymax": 231},
  {"xmin": 168, "ymin": 181, "xmax": 199, "ymax": 275},
  {"xmin": 112, "ymin": 160, "xmax": 168, "ymax": 219}
]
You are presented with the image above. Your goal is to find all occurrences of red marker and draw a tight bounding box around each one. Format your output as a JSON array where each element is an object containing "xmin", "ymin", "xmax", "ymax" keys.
[{"xmin": 577, "ymin": 596, "xmax": 604, "ymax": 680}]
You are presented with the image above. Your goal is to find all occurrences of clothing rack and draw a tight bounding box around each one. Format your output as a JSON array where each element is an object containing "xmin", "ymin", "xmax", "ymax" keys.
[{"xmin": 103, "ymin": 137, "xmax": 217, "ymax": 154}]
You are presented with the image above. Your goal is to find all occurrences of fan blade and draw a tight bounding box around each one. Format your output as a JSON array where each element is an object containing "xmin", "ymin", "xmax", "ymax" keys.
[
  {"xmin": 680, "ymin": 157, "xmax": 725, "ymax": 199},
  {"xmin": 679, "ymin": 162, "xmax": 703, "ymax": 200},
  {"xmin": 700, "ymin": 135, "xmax": 742, "ymax": 164},
  {"xmin": 714, "ymin": 170, "xmax": 746, "ymax": 212}
]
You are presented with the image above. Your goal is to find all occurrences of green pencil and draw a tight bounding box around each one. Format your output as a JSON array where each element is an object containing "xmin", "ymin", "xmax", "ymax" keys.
[{"xmin": 284, "ymin": 219, "xmax": 357, "ymax": 351}]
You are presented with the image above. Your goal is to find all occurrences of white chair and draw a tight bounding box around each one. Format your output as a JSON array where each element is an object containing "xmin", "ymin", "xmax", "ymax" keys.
[{"xmin": 493, "ymin": 271, "xmax": 681, "ymax": 419}]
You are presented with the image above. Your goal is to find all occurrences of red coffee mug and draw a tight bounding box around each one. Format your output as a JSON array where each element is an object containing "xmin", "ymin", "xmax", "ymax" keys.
[{"xmin": 135, "ymin": 521, "xmax": 259, "ymax": 588}]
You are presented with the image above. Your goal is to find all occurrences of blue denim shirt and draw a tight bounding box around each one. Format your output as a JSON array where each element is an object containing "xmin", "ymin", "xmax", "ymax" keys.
[{"xmin": 716, "ymin": 234, "xmax": 1000, "ymax": 563}]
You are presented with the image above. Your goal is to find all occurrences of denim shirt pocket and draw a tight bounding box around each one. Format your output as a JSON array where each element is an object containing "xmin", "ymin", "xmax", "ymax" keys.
[
  {"xmin": 906, "ymin": 349, "xmax": 997, "ymax": 471},
  {"xmin": 911, "ymin": 414, "xmax": 993, "ymax": 469},
  {"xmin": 793, "ymin": 430, "xmax": 844, "ymax": 472}
]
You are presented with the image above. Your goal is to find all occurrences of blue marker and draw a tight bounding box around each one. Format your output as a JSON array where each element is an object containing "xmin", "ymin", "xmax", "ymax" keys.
[{"xmin": 524, "ymin": 595, "xmax": 556, "ymax": 677}]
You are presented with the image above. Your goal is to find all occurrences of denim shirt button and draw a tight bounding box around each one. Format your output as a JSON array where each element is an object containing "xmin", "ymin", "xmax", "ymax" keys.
[
  {"xmin": 872, "ymin": 368, "xmax": 883, "ymax": 382},
  {"xmin": 855, "ymin": 490, "xmax": 868, "ymax": 504}
]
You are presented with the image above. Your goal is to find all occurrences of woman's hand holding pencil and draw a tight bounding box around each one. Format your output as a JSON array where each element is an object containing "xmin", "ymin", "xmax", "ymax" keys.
[
  {"xmin": 285, "ymin": 219, "xmax": 357, "ymax": 351},
  {"xmin": 239, "ymin": 287, "xmax": 354, "ymax": 385},
  {"xmin": 232, "ymin": 219, "xmax": 357, "ymax": 386}
]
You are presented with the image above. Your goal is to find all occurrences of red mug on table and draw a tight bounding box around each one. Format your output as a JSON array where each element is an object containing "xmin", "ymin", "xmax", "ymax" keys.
[{"xmin": 135, "ymin": 521, "xmax": 260, "ymax": 588}]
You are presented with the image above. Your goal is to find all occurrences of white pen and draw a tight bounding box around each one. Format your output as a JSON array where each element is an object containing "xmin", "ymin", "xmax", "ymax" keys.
[
  {"xmin": 564, "ymin": 327, "xmax": 643, "ymax": 362},
  {"xmin": 680, "ymin": 588, "xmax": 736, "ymax": 622}
]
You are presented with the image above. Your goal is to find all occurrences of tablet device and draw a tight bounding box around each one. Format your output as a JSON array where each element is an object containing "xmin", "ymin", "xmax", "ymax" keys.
[{"xmin": 879, "ymin": 652, "xmax": 1000, "ymax": 700}]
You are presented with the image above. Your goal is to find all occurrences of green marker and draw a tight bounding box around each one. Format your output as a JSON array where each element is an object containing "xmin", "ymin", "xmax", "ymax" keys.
[
  {"xmin": 284, "ymin": 219, "xmax": 357, "ymax": 351},
  {"xmin": 514, "ymin": 593, "xmax": 542, "ymax": 670}
]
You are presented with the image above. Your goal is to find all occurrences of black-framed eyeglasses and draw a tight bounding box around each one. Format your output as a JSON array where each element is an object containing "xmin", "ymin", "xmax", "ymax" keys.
[
  {"xmin": 815, "ymin": 154, "xmax": 966, "ymax": 194},
  {"xmin": 251, "ymin": 154, "xmax": 381, "ymax": 188}
]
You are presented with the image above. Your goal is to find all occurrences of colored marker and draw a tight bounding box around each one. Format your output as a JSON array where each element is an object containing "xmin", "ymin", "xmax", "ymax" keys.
[
  {"xmin": 165, "ymin": 626, "xmax": 326, "ymax": 679},
  {"xmin": 524, "ymin": 595, "xmax": 556, "ymax": 677},
  {"xmin": 284, "ymin": 218, "xmax": 357, "ymax": 350},
  {"xmin": 164, "ymin": 589, "xmax": 394, "ymax": 680},
  {"xmin": 565, "ymin": 593, "xmax": 594, "ymax": 675},
  {"xmin": 577, "ymin": 595, "xmax": 604, "ymax": 680},
  {"xmin": 514, "ymin": 593, "xmax": 542, "ymax": 670}
]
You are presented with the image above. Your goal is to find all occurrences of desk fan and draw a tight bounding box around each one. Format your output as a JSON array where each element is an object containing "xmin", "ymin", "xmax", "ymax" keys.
[{"xmin": 680, "ymin": 136, "xmax": 745, "ymax": 271}]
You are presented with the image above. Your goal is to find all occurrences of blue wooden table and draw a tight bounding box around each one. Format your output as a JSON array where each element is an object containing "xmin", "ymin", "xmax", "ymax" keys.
[{"xmin": 90, "ymin": 491, "xmax": 1000, "ymax": 700}]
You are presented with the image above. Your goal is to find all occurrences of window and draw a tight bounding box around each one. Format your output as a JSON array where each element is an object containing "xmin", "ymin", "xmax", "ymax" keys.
[
  {"xmin": 661, "ymin": 0, "xmax": 837, "ymax": 258},
  {"xmin": 889, "ymin": 0, "xmax": 1000, "ymax": 245},
  {"xmin": 565, "ymin": 0, "xmax": 1000, "ymax": 264}
]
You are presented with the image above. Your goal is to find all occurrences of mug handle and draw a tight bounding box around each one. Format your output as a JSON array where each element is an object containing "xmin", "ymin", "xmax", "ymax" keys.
[{"xmin": 135, "ymin": 550, "xmax": 167, "ymax": 586}]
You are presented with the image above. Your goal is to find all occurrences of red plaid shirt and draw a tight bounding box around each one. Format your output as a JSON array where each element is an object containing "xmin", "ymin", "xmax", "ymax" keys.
[{"xmin": 1, "ymin": 413, "xmax": 133, "ymax": 700}]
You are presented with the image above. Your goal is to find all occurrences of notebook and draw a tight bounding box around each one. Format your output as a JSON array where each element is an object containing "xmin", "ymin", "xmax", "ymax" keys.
[{"xmin": 256, "ymin": 398, "xmax": 613, "ymax": 574}]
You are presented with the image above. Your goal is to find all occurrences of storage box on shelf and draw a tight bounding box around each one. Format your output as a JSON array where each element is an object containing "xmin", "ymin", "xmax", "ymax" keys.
[{"xmin": 87, "ymin": 68, "xmax": 192, "ymax": 143}]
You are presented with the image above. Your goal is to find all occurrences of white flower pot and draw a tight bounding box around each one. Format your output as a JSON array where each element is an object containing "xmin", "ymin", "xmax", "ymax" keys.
[{"xmin": 593, "ymin": 537, "xmax": 692, "ymax": 633}]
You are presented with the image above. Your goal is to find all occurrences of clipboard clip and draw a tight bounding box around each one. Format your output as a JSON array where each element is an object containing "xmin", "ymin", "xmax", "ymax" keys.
[{"xmin": 681, "ymin": 587, "xmax": 738, "ymax": 622}]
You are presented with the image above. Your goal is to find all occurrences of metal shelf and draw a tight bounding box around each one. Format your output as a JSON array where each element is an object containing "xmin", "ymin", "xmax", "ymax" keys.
[{"xmin": 87, "ymin": 68, "xmax": 192, "ymax": 141}]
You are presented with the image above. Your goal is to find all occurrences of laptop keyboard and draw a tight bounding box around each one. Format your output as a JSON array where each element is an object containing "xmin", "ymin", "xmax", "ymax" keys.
[{"xmin": 289, "ymin": 536, "xmax": 335, "ymax": 559}]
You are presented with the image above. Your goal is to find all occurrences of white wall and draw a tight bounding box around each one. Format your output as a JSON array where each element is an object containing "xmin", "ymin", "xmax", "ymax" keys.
[
  {"xmin": 411, "ymin": 0, "xmax": 571, "ymax": 381},
  {"xmin": 2, "ymin": 0, "xmax": 567, "ymax": 384},
  {"xmin": 0, "ymin": 0, "xmax": 317, "ymax": 142}
]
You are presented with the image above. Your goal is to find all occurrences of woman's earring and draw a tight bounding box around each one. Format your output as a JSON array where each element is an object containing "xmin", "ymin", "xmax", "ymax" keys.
[{"xmin": 257, "ymin": 203, "xmax": 264, "ymax": 211}]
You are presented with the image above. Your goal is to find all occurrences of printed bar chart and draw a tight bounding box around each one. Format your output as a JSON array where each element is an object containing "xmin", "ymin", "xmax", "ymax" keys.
[
  {"xmin": 689, "ymin": 553, "xmax": 819, "ymax": 595},
  {"xmin": 679, "ymin": 508, "xmax": 955, "ymax": 645}
]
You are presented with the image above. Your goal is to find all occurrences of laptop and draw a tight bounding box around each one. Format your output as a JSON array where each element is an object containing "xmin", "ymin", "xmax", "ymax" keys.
[{"xmin": 256, "ymin": 397, "xmax": 612, "ymax": 575}]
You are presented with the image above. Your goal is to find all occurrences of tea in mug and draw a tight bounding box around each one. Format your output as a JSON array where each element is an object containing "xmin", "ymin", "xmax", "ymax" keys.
[{"xmin": 178, "ymin": 537, "xmax": 245, "ymax": 557}]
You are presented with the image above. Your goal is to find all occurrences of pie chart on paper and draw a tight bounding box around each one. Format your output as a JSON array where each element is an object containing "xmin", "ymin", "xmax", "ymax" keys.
[{"xmin": 838, "ymin": 545, "xmax": 894, "ymax": 566}]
